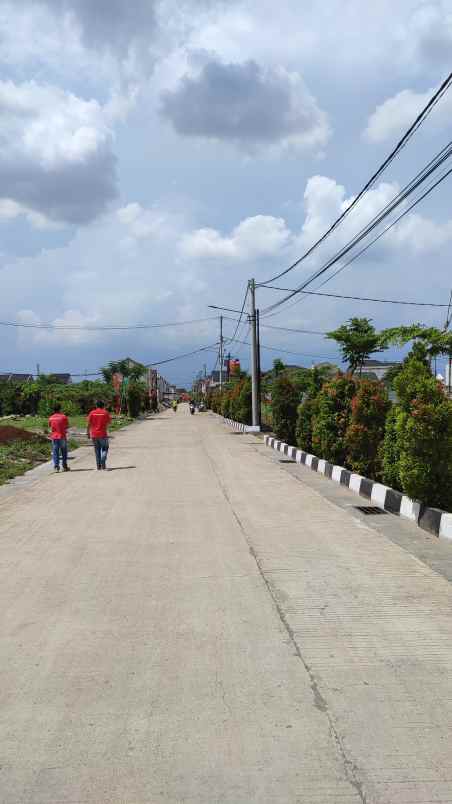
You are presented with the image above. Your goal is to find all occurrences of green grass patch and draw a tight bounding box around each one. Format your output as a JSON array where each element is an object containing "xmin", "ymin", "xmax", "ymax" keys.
[
  {"xmin": 0, "ymin": 413, "xmax": 134, "ymax": 436},
  {"xmin": 0, "ymin": 439, "xmax": 52, "ymax": 485}
]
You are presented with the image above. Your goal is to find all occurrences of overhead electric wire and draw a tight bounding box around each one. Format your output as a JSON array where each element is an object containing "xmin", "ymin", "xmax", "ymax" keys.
[
  {"xmin": 260, "ymin": 145, "xmax": 452, "ymax": 318},
  {"xmin": 0, "ymin": 315, "xmax": 218, "ymax": 331},
  {"xmin": 146, "ymin": 342, "xmax": 220, "ymax": 367},
  {"xmin": 227, "ymin": 285, "xmax": 250, "ymax": 346},
  {"xmin": 261, "ymin": 288, "xmax": 451, "ymax": 308},
  {"xmin": 233, "ymin": 338, "xmax": 339, "ymax": 361},
  {"xmin": 258, "ymin": 71, "xmax": 452, "ymax": 288},
  {"xmin": 223, "ymin": 315, "xmax": 326, "ymax": 335}
]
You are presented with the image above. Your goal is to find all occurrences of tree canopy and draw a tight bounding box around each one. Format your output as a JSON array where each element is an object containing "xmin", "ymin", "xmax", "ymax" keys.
[{"xmin": 326, "ymin": 318, "xmax": 387, "ymax": 374}]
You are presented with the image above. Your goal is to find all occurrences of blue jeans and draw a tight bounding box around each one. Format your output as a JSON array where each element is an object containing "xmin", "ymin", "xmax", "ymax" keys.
[
  {"xmin": 52, "ymin": 438, "xmax": 68, "ymax": 469},
  {"xmin": 93, "ymin": 437, "xmax": 109, "ymax": 468}
]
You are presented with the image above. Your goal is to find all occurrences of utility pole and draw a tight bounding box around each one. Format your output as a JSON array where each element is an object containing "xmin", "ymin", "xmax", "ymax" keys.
[
  {"xmin": 256, "ymin": 308, "xmax": 261, "ymax": 423},
  {"xmin": 446, "ymin": 289, "xmax": 452, "ymax": 396},
  {"xmin": 249, "ymin": 278, "xmax": 260, "ymax": 429},
  {"xmin": 36, "ymin": 363, "xmax": 40, "ymax": 377},
  {"xmin": 219, "ymin": 315, "xmax": 224, "ymax": 390}
]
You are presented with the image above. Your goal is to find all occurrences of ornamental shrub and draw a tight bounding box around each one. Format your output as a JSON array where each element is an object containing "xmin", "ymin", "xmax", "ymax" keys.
[
  {"xmin": 295, "ymin": 365, "xmax": 331, "ymax": 452},
  {"xmin": 311, "ymin": 373, "xmax": 356, "ymax": 465},
  {"xmin": 234, "ymin": 377, "xmax": 252, "ymax": 425},
  {"xmin": 385, "ymin": 353, "xmax": 452, "ymax": 509},
  {"xmin": 272, "ymin": 374, "xmax": 299, "ymax": 443},
  {"xmin": 397, "ymin": 396, "xmax": 452, "ymax": 510},
  {"xmin": 345, "ymin": 379, "xmax": 390, "ymax": 479},
  {"xmin": 221, "ymin": 392, "xmax": 231, "ymax": 419},
  {"xmin": 382, "ymin": 405, "xmax": 402, "ymax": 490},
  {"xmin": 296, "ymin": 396, "xmax": 317, "ymax": 452}
]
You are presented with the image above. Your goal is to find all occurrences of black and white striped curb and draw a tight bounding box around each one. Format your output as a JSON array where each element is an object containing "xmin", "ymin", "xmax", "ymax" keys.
[
  {"xmin": 264, "ymin": 436, "xmax": 452, "ymax": 543},
  {"xmin": 222, "ymin": 417, "xmax": 261, "ymax": 433}
]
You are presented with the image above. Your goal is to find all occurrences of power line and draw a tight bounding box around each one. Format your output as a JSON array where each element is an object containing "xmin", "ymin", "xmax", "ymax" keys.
[
  {"xmin": 233, "ymin": 338, "xmax": 339, "ymax": 361},
  {"xmin": 0, "ymin": 343, "xmax": 221, "ymax": 378},
  {"xmin": 260, "ymin": 288, "xmax": 450, "ymax": 308},
  {"xmin": 146, "ymin": 342, "xmax": 220, "ymax": 367},
  {"xmin": 261, "ymin": 146, "xmax": 452, "ymax": 318},
  {"xmin": 0, "ymin": 315, "xmax": 218, "ymax": 331},
  {"xmin": 258, "ymin": 71, "xmax": 452, "ymax": 287},
  {"xmin": 223, "ymin": 315, "xmax": 326, "ymax": 335},
  {"xmin": 228, "ymin": 285, "xmax": 250, "ymax": 345}
]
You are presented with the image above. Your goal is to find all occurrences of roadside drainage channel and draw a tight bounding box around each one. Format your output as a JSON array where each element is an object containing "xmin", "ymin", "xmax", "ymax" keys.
[{"xmin": 264, "ymin": 435, "xmax": 452, "ymax": 543}]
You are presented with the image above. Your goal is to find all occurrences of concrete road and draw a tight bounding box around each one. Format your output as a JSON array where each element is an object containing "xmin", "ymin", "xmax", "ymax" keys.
[{"xmin": 1, "ymin": 408, "xmax": 452, "ymax": 803}]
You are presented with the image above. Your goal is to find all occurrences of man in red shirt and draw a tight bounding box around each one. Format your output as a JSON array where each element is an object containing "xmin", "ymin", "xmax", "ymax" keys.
[
  {"xmin": 48, "ymin": 403, "xmax": 70, "ymax": 473},
  {"xmin": 87, "ymin": 400, "xmax": 112, "ymax": 470}
]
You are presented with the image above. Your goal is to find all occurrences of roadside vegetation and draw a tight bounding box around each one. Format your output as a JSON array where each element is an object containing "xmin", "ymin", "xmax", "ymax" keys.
[
  {"xmin": 207, "ymin": 319, "xmax": 452, "ymax": 511},
  {"xmin": 0, "ymin": 436, "xmax": 52, "ymax": 485},
  {"xmin": 0, "ymin": 365, "xmax": 152, "ymax": 486}
]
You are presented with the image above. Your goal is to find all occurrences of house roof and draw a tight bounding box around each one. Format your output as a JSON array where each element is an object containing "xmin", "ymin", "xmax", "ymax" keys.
[
  {"xmin": 48, "ymin": 373, "xmax": 71, "ymax": 383},
  {"xmin": 362, "ymin": 359, "xmax": 401, "ymax": 367},
  {"xmin": 0, "ymin": 373, "xmax": 34, "ymax": 383}
]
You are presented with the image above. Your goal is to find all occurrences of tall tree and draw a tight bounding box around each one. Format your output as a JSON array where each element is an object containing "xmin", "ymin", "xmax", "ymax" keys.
[{"xmin": 326, "ymin": 318, "xmax": 386, "ymax": 375}]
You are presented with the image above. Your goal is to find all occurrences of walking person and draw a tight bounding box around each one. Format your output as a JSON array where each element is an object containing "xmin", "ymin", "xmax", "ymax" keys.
[
  {"xmin": 48, "ymin": 403, "xmax": 70, "ymax": 473},
  {"xmin": 87, "ymin": 400, "xmax": 112, "ymax": 470}
]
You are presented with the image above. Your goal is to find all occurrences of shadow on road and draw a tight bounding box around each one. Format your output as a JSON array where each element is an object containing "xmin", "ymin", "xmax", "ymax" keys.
[{"xmin": 107, "ymin": 466, "xmax": 136, "ymax": 471}]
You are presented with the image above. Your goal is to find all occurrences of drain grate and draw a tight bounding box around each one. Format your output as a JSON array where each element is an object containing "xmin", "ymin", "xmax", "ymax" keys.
[
  {"xmin": 279, "ymin": 459, "xmax": 295, "ymax": 463},
  {"xmin": 355, "ymin": 505, "xmax": 387, "ymax": 515}
]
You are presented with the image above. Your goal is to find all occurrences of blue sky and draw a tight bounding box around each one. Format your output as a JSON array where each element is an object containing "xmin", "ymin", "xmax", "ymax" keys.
[{"xmin": 1, "ymin": 0, "xmax": 452, "ymax": 385}]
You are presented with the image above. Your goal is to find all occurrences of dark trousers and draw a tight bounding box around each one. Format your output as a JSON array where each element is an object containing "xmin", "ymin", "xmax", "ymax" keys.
[
  {"xmin": 52, "ymin": 439, "xmax": 68, "ymax": 469},
  {"xmin": 93, "ymin": 437, "xmax": 109, "ymax": 468}
]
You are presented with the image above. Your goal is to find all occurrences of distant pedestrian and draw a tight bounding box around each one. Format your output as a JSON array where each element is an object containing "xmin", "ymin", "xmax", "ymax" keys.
[
  {"xmin": 48, "ymin": 403, "xmax": 70, "ymax": 473},
  {"xmin": 87, "ymin": 400, "xmax": 112, "ymax": 470}
]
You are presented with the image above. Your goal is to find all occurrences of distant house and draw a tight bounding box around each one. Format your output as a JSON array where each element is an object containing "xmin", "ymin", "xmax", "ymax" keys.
[
  {"xmin": 48, "ymin": 373, "xmax": 72, "ymax": 385},
  {"xmin": 0, "ymin": 373, "xmax": 34, "ymax": 384},
  {"xmin": 361, "ymin": 359, "xmax": 401, "ymax": 381}
]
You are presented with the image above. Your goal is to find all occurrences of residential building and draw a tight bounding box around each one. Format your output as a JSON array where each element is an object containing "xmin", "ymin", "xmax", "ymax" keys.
[
  {"xmin": 361, "ymin": 359, "xmax": 401, "ymax": 381},
  {"xmin": 0, "ymin": 373, "xmax": 34, "ymax": 384}
]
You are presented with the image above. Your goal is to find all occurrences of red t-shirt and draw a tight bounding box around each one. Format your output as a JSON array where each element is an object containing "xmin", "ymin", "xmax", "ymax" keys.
[
  {"xmin": 48, "ymin": 412, "xmax": 69, "ymax": 440},
  {"xmin": 87, "ymin": 408, "xmax": 112, "ymax": 438}
]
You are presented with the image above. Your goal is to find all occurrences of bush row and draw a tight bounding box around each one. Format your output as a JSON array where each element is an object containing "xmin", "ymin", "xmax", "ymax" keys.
[
  {"xmin": 207, "ymin": 349, "xmax": 452, "ymax": 510},
  {"xmin": 0, "ymin": 378, "xmax": 150, "ymax": 418},
  {"xmin": 271, "ymin": 351, "xmax": 452, "ymax": 511},
  {"xmin": 207, "ymin": 376, "xmax": 252, "ymax": 424}
]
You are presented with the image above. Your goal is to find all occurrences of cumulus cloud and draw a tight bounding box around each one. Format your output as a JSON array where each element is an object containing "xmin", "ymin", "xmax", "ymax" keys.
[
  {"xmin": 180, "ymin": 215, "xmax": 292, "ymax": 259},
  {"xmin": 297, "ymin": 174, "xmax": 452, "ymax": 259},
  {"xmin": 16, "ymin": 309, "xmax": 102, "ymax": 347},
  {"xmin": 403, "ymin": 2, "xmax": 452, "ymax": 68},
  {"xmin": 298, "ymin": 176, "xmax": 400, "ymax": 251},
  {"xmin": 117, "ymin": 202, "xmax": 178, "ymax": 240},
  {"xmin": 39, "ymin": 0, "xmax": 157, "ymax": 54},
  {"xmin": 0, "ymin": 198, "xmax": 62, "ymax": 230},
  {"xmin": 0, "ymin": 80, "xmax": 117, "ymax": 224},
  {"xmin": 364, "ymin": 82, "xmax": 452, "ymax": 143},
  {"xmin": 160, "ymin": 59, "xmax": 330, "ymax": 152}
]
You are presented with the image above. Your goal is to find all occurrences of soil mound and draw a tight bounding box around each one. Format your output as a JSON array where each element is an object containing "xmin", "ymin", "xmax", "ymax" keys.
[{"xmin": 0, "ymin": 426, "xmax": 48, "ymax": 445}]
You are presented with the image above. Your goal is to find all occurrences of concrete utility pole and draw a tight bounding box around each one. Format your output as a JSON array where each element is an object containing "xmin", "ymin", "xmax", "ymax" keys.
[
  {"xmin": 219, "ymin": 315, "xmax": 224, "ymax": 391},
  {"xmin": 249, "ymin": 278, "xmax": 260, "ymax": 430}
]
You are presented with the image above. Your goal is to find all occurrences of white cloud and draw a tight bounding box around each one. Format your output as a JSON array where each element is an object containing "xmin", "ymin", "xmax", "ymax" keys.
[
  {"xmin": 365, "ymin": 87, "xmax": 429, "ymax": 143},
  {"xmin": 0, "ymin": 79, "xmax": 118, "ymax": 224},
  {"xmin": 180, "ymin": 215, "xmax": 292, "ymax": 259},
  {"xmin": 15, "ymin": 309, "xmax": 103, "ymax": 347},
  {"xmin": 0, "ymin": 198, "xmax": 62, "ymax": 230},
  {"xmin": 161, "ymin": 59, "xmax": 330, "ymax": 154},
  {"xmin": 364, "ymin": 77, "xmax": 452, "ymax": 144},
  {"xmin": 297, "ymin": 176, "xmax": 401, "ymax": 252},
  {"xmin": 117, "ymin": 202, "xmax": 179, "ymax": 240},
  {"xmin": 387, "ymin": 212, "xmax": 452, "ymax": 252}
]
